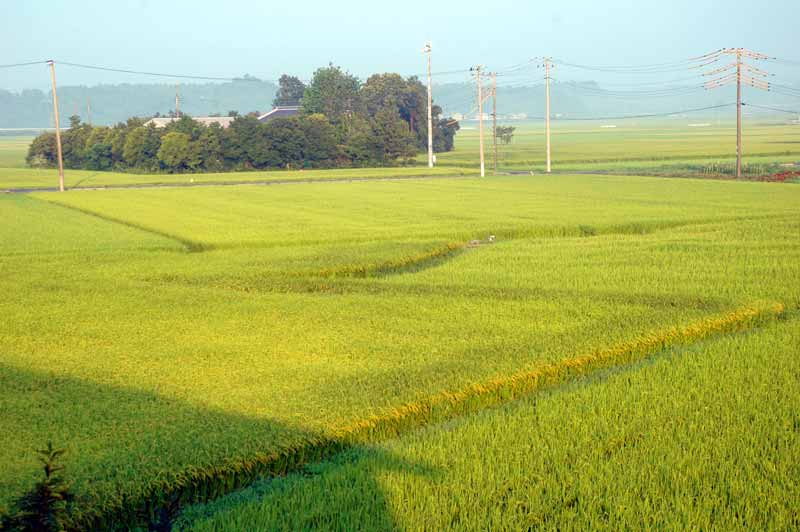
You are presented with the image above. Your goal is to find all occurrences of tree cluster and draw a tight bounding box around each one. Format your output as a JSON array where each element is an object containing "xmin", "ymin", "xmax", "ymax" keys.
[{"xmin": 27, "ymin": 65, "xmax": 459, "ymax": 173}]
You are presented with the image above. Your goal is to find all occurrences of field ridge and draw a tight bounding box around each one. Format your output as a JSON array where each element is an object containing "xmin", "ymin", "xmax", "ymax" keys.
[{"xmin": 31, "ymin": 196, "xmax": 207, "ymax": 252}]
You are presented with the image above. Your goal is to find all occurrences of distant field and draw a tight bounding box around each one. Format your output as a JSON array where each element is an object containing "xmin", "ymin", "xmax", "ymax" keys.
[
  {"xmin": 1, "ymin": 175, "xmax": 799, "ymax": 529},
  {"xmin": 1, "ymin": 120, "xmax": 799, "ymax": 191},
  {"xmin": 431, "ymin": 120, "xmax": 800, "ymax": 175},
  {"xmin": 0, "ymin": 135, "xmax": 33, "ymax": 169}
]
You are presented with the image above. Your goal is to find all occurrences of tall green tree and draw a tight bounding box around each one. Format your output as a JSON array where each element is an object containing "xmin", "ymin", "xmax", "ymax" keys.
[
  {"xmin": 197, "ymin": 124, "xmax": 224, "ymax": 172},
  {"xmin": 370, "ymin": 107, "xmax": 417, "ymax": 164},
  {"xmin": 301, "ymin": 64, "xmax": 363, "ymax": 124},
  {"xmin": 157, "ymin": 132, "xmax": 191, "ymax": 171},
  {"xmin": 26, "ymin": 133, "xmax": 57, "ymax": 168},
  {"xmin": 272, "ymin": 75, "xmax": 306, "ymax": 107},
  {"xmin": 434, "ymin": 116, "xmax": 460, "ymax": 153},
  {"xmin": 362, "ymin": 74, "xmax": 426, "ymax": 136},
  {"xmin": 59, "ymin": 116, "xmax": 91, "ymax": 169},
  {"xmin": 166, "ymin": 116, "xmax": 203, "ymax": 140},
  {"xmin": 122, "ymin": 126, "xmax": 146, "ymax": 168},
  {"xmin": 263, "ymin": 117, "xmax": 305, "ymax": 168},
  {"xmin": 227, "ymin": 115, "xmax": 272, "ymax": 168},
  {"xmin": 300, "ymin": 114, "xmax": 340, "ymax": 166}
]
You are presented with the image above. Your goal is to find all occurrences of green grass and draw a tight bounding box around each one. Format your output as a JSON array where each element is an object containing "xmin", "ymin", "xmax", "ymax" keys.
[
  {"xmin": 177, "ymin": 316, "xmax": 800, "ymax": 531},
  {"xmin": 1, "ymin": 174, "xmax": 799, "ymax": 528}
]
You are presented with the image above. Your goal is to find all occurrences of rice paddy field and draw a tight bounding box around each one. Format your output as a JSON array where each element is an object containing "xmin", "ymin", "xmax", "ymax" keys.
[
  {"xmin": 442, "ymin": 119, "xmax": 800, "ymax": 177},
  {"xmin": 1, "ymin": 123, "xmax": 799, "ymax": 530}
]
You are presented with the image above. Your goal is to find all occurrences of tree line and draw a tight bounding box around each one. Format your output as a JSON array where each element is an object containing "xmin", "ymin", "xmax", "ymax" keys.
[{"xmin": 27, "ymin": 65, "xmax": 460, "ymax": 172}]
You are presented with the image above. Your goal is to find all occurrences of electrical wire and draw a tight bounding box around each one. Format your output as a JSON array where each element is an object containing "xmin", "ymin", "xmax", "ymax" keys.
[
  {"xmin": 767, "ymin": 57, "xmax": 800, "ymax": 67},
  {"xmin": 56, "ymin": 61, "xmax": 266, "ymax": 82},
  {"xmin": 771, "ymin": 89, "xmax": 800, "ymax": 100},
  {"xmin": 771, "ymin": 83, "xmax": 800, "ymax": 93},
  {"xmin": 550, "ymin": 103, "xmax": 737, "ymax": 121},
  {"xmin": 551, "ymin": 79, "xmax": 708, "ymax": 99},
  {"xmin": 743, "ymin": 102, "xmax": 800, "ymax": 115},
  {"xmin": 0, "ymin": 60, "xmax": 47, "ymax": 69},
  {"xmin": 551, "ymin": 52, "xmax": 724, "ymax": 75}
]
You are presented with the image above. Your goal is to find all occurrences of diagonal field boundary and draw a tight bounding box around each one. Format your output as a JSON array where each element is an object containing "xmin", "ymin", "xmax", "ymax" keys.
[
  {"xmin": 31, "ymin": 196, "xmax": 208, "ymax": 252},
  {"xmin": 63, "ymin": 301, "xmax": 786, "ymax": 530}
]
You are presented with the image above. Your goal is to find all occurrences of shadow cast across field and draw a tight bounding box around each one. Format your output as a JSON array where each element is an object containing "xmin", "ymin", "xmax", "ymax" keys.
[{"xmin": 0, "ymin": 363, "xmax": 425, "ymax": 532}]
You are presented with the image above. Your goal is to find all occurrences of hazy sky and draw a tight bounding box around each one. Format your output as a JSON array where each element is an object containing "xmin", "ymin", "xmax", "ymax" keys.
[{"xmin": 2, "ymin": 0, "xmax": 798, "ymax": 91}]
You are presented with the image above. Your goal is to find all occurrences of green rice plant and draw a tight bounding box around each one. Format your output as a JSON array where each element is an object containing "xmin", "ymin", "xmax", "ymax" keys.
[{"xmin": 177, "ymin": 316, "xmax": 800, "ymax": 531}]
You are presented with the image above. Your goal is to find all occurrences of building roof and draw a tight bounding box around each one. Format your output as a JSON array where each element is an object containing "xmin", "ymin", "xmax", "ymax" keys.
[
  {"xmin": 257, "ymin": 106, "xmax": 301, "ymax": 122},
  {"xmin": 144, "ymin": 116, "xmax": 235, "ymax": 129}
]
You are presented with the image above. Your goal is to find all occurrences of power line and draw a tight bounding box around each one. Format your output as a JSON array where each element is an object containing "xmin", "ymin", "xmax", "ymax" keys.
[
  {"xmin": 743, "ymin": 102, "xmax": 800, "ymax": 115},
  {"xmin": 551, "ymin": 103, "xmax": 737, "ymax": 121},
  {"xmin": 552, "ymin": 80, "xmax": 708, "ymax": 99},
  {"xmin": 551, "ymin": 53, "xmax": 724, "ymax": 75},
  {"xmin": 56, "ymin": 61, "xmax": 266, "ymax": 82},
  {"xmin": 771, "ymin": 83, "xmax": 800, "ymax": 93},
  {"xmin": 0, "ymin": 60, "xmax": 47, "ymax": 69},
  {"xmin": 767, "ymin": 57, "xmax": 800, "ymax": 67}
]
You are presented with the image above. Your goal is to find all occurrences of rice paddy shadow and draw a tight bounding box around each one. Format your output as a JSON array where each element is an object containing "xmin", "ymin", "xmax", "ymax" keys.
[{"xmin": 0, "ymin": 363, "xmax": 424, "ymax": 531}]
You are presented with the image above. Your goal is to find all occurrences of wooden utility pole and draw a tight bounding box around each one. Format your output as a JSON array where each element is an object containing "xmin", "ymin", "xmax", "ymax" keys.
[
  {"xmin": 424, "ymin": 42, "xmax": 434, "ymax": 168},
  {"xmin": 492, "ymin": 72, "xmax": 498, "ymax": 174},
  {"xmin": 703, "ymin": 48, "xmax": 770, "ymax": 179},
  {"xmin": 544, "ymin": 57, "xmax": 552, "ymax": 173},
  {"xmin": 735, "ymin": 50, "xmax": 742, "ymax": 178},
  {"xmin": 47, "ymin": 60, "xmax": 65, "ymax": 192},
  {"xmin": 472, "ymin": 65, "xmax": 485, "ymax": 177}
]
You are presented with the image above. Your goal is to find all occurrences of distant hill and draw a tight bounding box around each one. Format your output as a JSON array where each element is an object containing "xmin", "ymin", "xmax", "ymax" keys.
[
  {"xmin": 433, "ymin": 81, "xmax": 799, "ymax": 120},
  {"xmin": 2, "ymin": 78, "xmax": 798, "ymax": 128},
  {"xmin": 0, "ymin": 78, "xmax": 278, "ymax": 128}
]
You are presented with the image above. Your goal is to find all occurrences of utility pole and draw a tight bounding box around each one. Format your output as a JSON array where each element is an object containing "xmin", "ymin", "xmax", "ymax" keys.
[
  {"xmin": 175, "ymin": 83, "xmax": 180, "ymax": 118},
  {"xmin": 492, "ymin": 71, "xmax": 498, "ymax": 174},
  {"xmin": 472, "ymin": 65, "xmax": 485, "ymax": 177},
  {"xmin": 735, "ymin": 50, "xmax": 742, "ymax": 178},
  {"xmin": 423, "ymin": 42, "xmax": 434, "ymax": 168},
  {"xmin": 544, "ymin": 57, "xmax": 552, "ymax": 173},
  {"xmin": 47, "ymin": 60, "xmax": 65, "ymax": 192},
  {"xmin": 703, "ymin": 48, "xmax": 770, "ymax": 178},
  {"xmin": 87, "ymin": 96, "xmax": 92, "ymax": 126}
]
